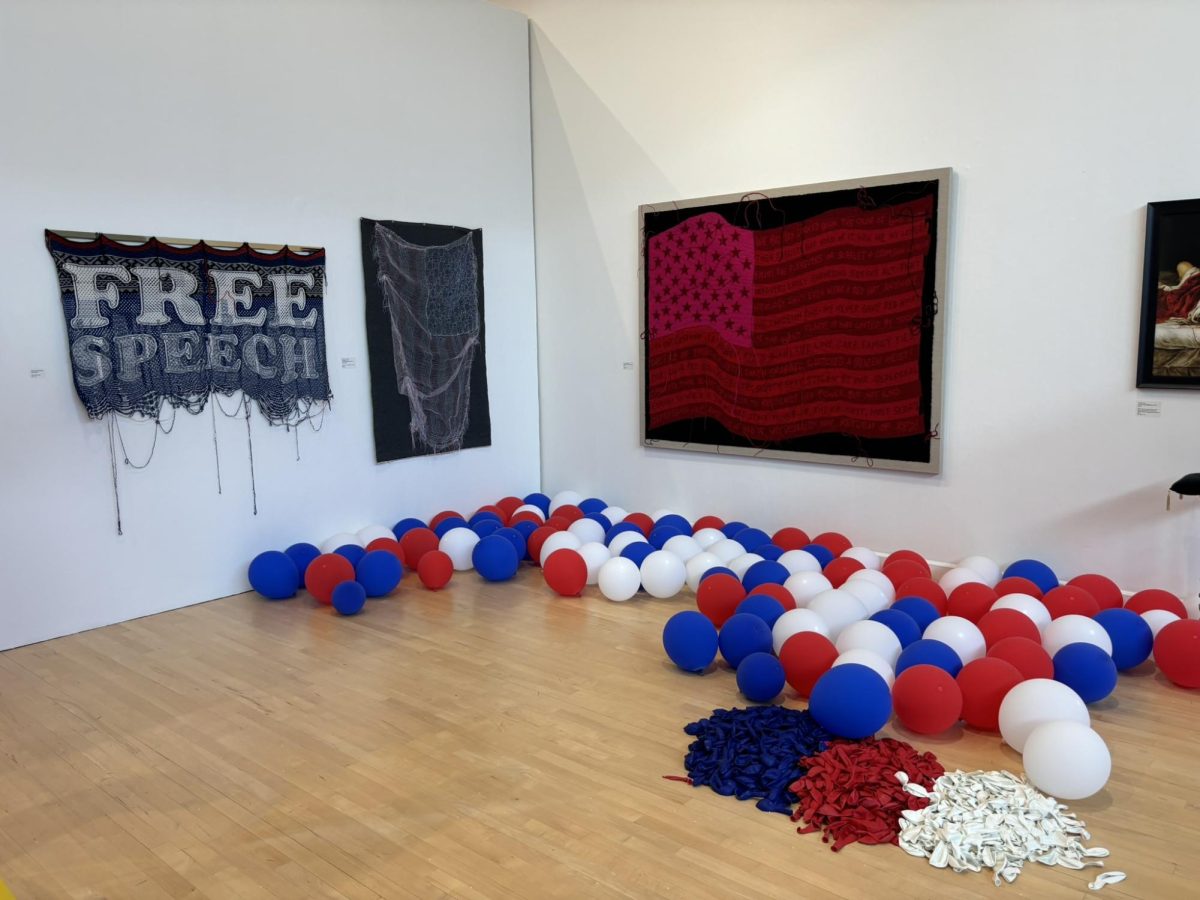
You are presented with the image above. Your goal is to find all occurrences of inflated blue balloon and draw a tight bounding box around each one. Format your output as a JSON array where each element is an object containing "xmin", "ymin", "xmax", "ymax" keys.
[
  {"xmin": 662, "ymin": 610, "xmax": 719, "ymax": 672},
  {"xmin": 655, "ymin": 514, "xmax": 692, "ymax": 535},
  {"xmin": 736, "ymin": 652, "xmax": 786, "ymax": 702},
  {"xmin": 472, "ymin": 534, "xmax": 520, "ymax": 582},
  {"xmin": 332, "ymin": 580, "xmax": 367, "ymax": 616},
  {"xmin": 1094, "ymin": 608, "xmax": 1154, "ymax": 671},
  {"xmin": 870, "ymin": 608, "xmax": 922, "ymax": 648},
  {"xmin": 523, "ymin": 492, "xmax": 551, "ymax": 516},
  {"xmin": 895, "ymin": 639, "xmax": 963, "ymax": 677},
  {"xmin": 808, "ymin": 664, "xmax": 892, "ymax": 739},
  {"xmin": 355, "ymin": 550, "xmax": 402, "ymax": 597},
  {"xmin": 736, "ymin": 595, "xmax": 786, "ymax": 629},
  {"xmin": 248, "ymin": 550, "xmax": 300, "ymax": 599},
  {"xmin": 699, "ymin": 566, "xmax": 737, "ymax": 584},
  {"xmin": 718, "ymin": 613, "xmax": 773, "ymax": 668},
  {"xmin": 742, "ymin": 560, "xmax": 790, "ymax": 592},
  {"xmin": 283, "ymin": 542, "xmax": 320, "ymax": 581},
  {"xmin": 621, "ymin": 541, "xmax": 655, "ymax": 568},
  {"xmin": 579, "ymin": 497, "xmax": 607, "ymax": 515},
  {"xmin": 1053, "ymin": 642, "xmax": 1118, "ymax": 703},
  {"xmin": 472, "ymin": 519, "xmax": 502, "ymax": 538},
  {"xmin": 585, "ymin": 512, "xmax": 612, "ymax": 532},
  {"xmin": 733, "ymin": 527, "xmax": 771, "ymax": 552},
  {"xmin": 1003, "ymin": 558, "xmax": 1059, "ymax": 594},
  {"xmin": 649, "ymin": 525, "xmax": 683, "ymax": 549},
  {"xmin": 605, "ymin": 521, "xmax": 643, "ymax": 545},
  {"xmin": 433, "ymin": 517, "xmax": 469, "ymax": 538},
  {"xmin": 511, "ymin": 519, "xmax": 539, "ymax": 558},
  {"xmin": 334, "ymin": 544, "xmax": 366, "ymax": 567},
  {"xmin": 469, "ymin": 510, "xmax": 502, "ymax": 528},
  {"xmin": 492, "ymin": 526, "xmax": 527, "ymax": 561},
  {"xmin": 392, "ymin": 517, "xmax": 427, "ymax": 539},
  {"xmin": 722, "ymin": 521, "xmax": 749, "ymax": 538},
  {"xmin": 891, "ymin": 596, "xmax": 941, "ymax": 634},
  {"xmin": 802, "ymin": 543, "xmax": 835, "ymax": 568},
  {"xmin": 757, "ymin": 543, "xmax": 784, "ymax": 561}
]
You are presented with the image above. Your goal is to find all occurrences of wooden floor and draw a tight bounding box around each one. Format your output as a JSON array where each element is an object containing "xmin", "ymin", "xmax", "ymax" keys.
[{"xmin": 1, "ymin": 569, "xmax": 1198, "ymax": 899}]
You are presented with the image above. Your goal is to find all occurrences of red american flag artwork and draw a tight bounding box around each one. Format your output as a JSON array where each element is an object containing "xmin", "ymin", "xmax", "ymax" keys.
[{"xmin": 641, "ymin": 172, "xmax": 947, "ymax": 472}]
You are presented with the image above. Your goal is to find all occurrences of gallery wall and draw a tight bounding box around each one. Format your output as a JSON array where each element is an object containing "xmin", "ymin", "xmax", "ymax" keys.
[
  {"xmin": 503, "ymin": 0, "xmax": 1200, "ymax": 603},
  {"xmin": 0, "ymin": 0, "xmax": 539, "ymax": 650}
]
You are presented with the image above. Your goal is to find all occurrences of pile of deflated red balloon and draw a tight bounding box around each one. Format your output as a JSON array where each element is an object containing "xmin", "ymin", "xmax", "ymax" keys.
[
  {"xmin": 670, "ymin": 706, "xmax": 832, "ymax": 814},
  {"xmin": 789, "ymin": 738, "xmax": 945, "ymax": 851}
]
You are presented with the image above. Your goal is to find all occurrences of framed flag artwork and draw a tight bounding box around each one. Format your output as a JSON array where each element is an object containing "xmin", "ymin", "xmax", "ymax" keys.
[{"xmin": 639, "ymin": 168, "xmax": 951, "ymax": 473}]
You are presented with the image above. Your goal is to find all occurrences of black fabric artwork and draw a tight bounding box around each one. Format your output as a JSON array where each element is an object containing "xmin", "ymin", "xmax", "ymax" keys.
[{"xmin": 360, "ymin": 218, "xmax": 491, "ymax": 462}]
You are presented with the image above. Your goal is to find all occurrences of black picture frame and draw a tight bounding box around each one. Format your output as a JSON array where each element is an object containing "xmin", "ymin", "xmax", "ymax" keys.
[{"xmin": 1137, "ymin": 199, "xmax": 1200, "ymax": 389}]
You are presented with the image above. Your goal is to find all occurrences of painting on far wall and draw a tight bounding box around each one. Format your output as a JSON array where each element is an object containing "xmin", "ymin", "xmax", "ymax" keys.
[
  {"xmin": 639, "ymin": 169, "xmax": 951, "ymax": 474},
  {"xmin": 1138, "ymin": 199, "xmax": 1200, "ymax": 388}
]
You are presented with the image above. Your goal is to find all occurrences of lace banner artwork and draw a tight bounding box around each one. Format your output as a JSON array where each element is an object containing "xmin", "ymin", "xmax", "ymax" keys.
[
  {"xmin": 640, "ymin": 169, "xmax": 950, "ymax": 473},
  {"xmin": 46, "ymin": 231, "xmax": 332, "ymax": 423},
  {"xmin": 360, "ymin": 218, "xmax": 491, "ymax": 462}
]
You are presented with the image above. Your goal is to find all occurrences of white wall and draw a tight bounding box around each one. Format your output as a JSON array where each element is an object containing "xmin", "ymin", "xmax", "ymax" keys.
[
  {"xmin": 503, "ymin": 0, "xmax": 1200, "ymax": 602},
  {"xmin": 0, "ymin": 0, "xmax": 539, "ymax": 649}
]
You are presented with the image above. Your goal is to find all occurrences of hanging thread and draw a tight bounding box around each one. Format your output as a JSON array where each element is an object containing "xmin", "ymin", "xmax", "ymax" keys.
[
  {"xmin": 107, "ymin": 417, "xmax": 123, "ymax": 536},
  {"xmin": 244, "ymin": 401, "xmax": 258, "ymax": 516},
  {"xmin": 211, "ymin": 401, "xmax": 223, "ymax": 495}
]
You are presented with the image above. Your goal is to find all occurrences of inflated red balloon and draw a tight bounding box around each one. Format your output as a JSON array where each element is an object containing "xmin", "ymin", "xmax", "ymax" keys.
[
  {"xmin": 1068, "ymin": 573, "xmax": 1123, "ymax": 611},
  {"xmin": 823, "ymin": 556, "xmax": 864, "ymax": 587},
  {"xmin": 555, "ymin": 504, "xmax": 584, "ymax": 524},
  {"xmin": 366, "ymin": 537, "xmax": 406, "ymax": 564},
  {"xmin": 399, "ymin": 527, "xmax": 440, "ymax": 569},
  {"xmin": 956, "ymin": 658, "xmax": 1022, "ymax": 731},
  {"xmin": 304, "ymin": 553, "xmax": 355, "ymax": 605},
  {"xmin": 813, "ymin": 531, "xmax": 852, "ymax": 556},
  {"xmin": 526, "ymin": 525, "xmax": 560, "ymax": 567},
  {"xmin": 475, "ymin": 504, "xmax": 507, "ymax": 524},
  {"xmin": 1042, "ymin": 585, "xmax": 1099, "ymax": 620},
  {"xmin": 883, "ymin": 549, "xmax": 932, "ymax": 575},
  {"xmin": 417, "ymin": 549, "xmax": 454, "ymax": 590},
  {"xmin": 544, "ymin": 548, "xmax": 587, "ymax": 596},
  {"xmin": 994, "ymin": 576, "xmax": 1043, "ymax": 599},
  {"xmin": 1154, "ymin": 620, "xmax": 1200, "ymax": 688},
  {"xmin": 977, "ymin": 608, "xmax": 1041, "ymax": 649},
  {"xmin": 1126, "ymin": 588, "xmax": 1188, "ymax": 619},
  {"xmin": 892, "ymin": 664, "xmax": 963, "ymax": 734},
  {"xmin": 896, "ymin": 577, "xmax": 948, "ymax": 615},
  {"xmin": 947, "ymin": 582, "xmax": 998, "ymax": 623},
  {"xmin": 747, "ymin": 582, "xmax": 796, "ymax": 610},
  {"xmin": 987, "ymin": 636, "xmax": 1053, "ymax": 681},
  {"xmin": 545, "ymin": 515, "xmax": 571, "ymax": 531},
  {"xmin": 429, "ymin": 510, "xmax": 463, "ymax": 530},
  {"xmin": 622, "ymin": 512, "xmax": 654, "ymax": 536},
  {"xmin": 495, "ymin": 496, "xmax": 523, "ymax": 518},
  {"xmin": 779, "ymin": 631, "xmax": 838, "ymax": 697},
  {"xmin": 693, "ymin": 515, "xmax": 726, "ymax": 531},
  {"xmin": 696, "ymin": 573, "xmax": 747, "ymax": 627},
  {"xmin": 510, "ymin": 510, "xmax": 545, "ymax": 527},
  {"xmin": 882, "ymin": 560, "xmax": 928, "ymax": 591},
  {"xmin": 772, "ymin": 527, "xmax": 811, "ymax": 551}
]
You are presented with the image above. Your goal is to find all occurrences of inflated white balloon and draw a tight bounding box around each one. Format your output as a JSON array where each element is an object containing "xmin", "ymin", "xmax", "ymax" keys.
[
  {"xmin": 836, "ymin": 619, "xmax": 902, "ymax": 667},
  {"xmin": 772, "ymin": 608, "xmax": 831, "ymax": 654},
  {"xmin": 321, "ymin": 532, "xmax": 361, "ymax": 553},
  {"xmin": 439, "ymin": 527, "xmax": 479, "ymax": 571},
  {"xmin": 577, "ymin": 541, "xmax": 612, "ymax": 585},
  {"xmin": 998, "ymin": 678, "xmax": 1090, "ymax": 752},
  {"xmin": 663, "ymin": 534, "xmax": 703, "ymax": 563},
  {"xmin": 685, "ymin": 552, "xmax": 722, "ymax": 592},
  {"xmin": 833, "ymin": 648, "xmax": 895, "ymax": 688},
  {"xmin": 841, "ymin": 578, "xmax": 890, "ymax": 616},
  {"xmin": 512, "ymin": 503, "xmax": 545, "ymax": 521},
  {"xmin": 784, "ymin": 571, "xmax": 833, "ymax": 608},
  {"xmin": 692, "ymin": 527, "xmax": 725, "ymax": 550},
  {"xmin": 990, "ymin": 594, "xmax": 1052, "ymax": 633},
  {"xmin": 728, "ymin": 553, "xmax": 764, "ymax": 579},
  {"xmin": 1022, "ymin": 721, "xmax": 1111, "ymax": 799},
  {"xmin": 807, "ymin": 589, "xmax": 868, "ymax": 640},
  {"xmin": 600, "ymin": 506, "xmax": 627, "ymax": 525},
  {"xmin": 539, "ymin": 531, "xmax": 582, "ymax": 565},
  {"xmin": 650, "ymin": 509, "xmax": 677, "ymax": 522},
  {"xmin": 709, "ymin": 539, "xmax": 747, "ymax": 564},
  {"xmin": 356, "ymin": 524, "xmax": 395, "ymax": 546},
  {"xmin": 841, "ymin": 547, "xmax": 881, "ymax": 570},
  {"xmin": 608, "ymin": 531, "xmax": 648, "ymax": 556},
  {"xmin": 778, "ymin": 549, "xmax": 822, "ymax": 575},
  {"xmin": 938, "ymin": 566, "xmax": 986, "ymax": 595},
  {"xmin": 567, "ymin": 518, "xmax": 605, "ymax": 545},
  {"xmin": 958, "ymin": 555, "xmax": 1001, "ymax": 587},
  {"xmin": 1042, "ymin": 614, "xmax": 1113, "ymax": 657},
  {"xmin": 598, "ymin": 557, "xmax": 640, "ymax": 602},
  {"xmin": 1142, "ymin": 609, "xmax": 1181, "ymax": 638},
  {"xmin": 549, "ymin": 490, "xmax": 583, "ymax": 513},
  {"xmin": 846, "ymin": 568, "xmax": 896, "ymax": 604},
  {"xmin": 640, "ymin": 550, "xmax": 687, "ymax": 598},
  {"xmin": 924, "ymin": 615, "xmax": 987, "ymax": 664}
]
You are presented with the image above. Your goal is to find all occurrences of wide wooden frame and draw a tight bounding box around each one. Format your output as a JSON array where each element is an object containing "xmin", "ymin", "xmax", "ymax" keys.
[{"xmin": 638, "ymin": 168, "xmax": 952, "ymax": 474}]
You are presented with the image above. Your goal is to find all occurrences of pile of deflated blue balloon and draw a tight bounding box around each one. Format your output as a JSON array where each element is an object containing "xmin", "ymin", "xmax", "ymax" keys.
[{"xmin": 680, "ymin": 706, "xmax": 832, "ymax": 814}]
